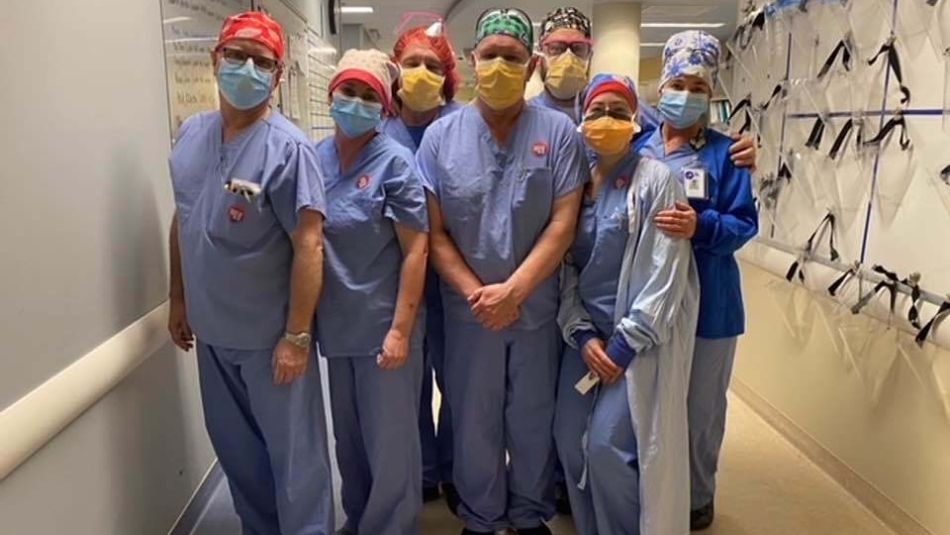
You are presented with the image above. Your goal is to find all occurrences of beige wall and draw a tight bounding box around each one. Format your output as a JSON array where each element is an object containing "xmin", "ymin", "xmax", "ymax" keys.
[{"xmin": 735, "ymin": 245, "xmax": 950, "ymax": 535}]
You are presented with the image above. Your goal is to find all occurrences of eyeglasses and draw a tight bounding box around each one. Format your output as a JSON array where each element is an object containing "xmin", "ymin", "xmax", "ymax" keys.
[
  {"xmin": 584, "ymin": 108, "xmax": 633, "ymax": 122},
  {"xmin": 541, "ymin": 38, "xmax": 593, "ymax": 59},
  {"xmin": 220, "ymin": 47, "xmax": 281, "ymax": 73}
]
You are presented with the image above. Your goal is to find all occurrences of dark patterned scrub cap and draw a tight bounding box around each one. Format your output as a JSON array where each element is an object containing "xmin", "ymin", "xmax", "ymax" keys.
[
  {"xmin": 541, "ymin": 7, "xmax": 591, "ymax": 41},
  {"xmin": 474, "ymin": 8, "xmax": 534, "ymax": 52}
]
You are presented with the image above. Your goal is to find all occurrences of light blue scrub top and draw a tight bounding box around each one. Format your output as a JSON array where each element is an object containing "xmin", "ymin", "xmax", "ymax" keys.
[
  {"xmin": 571, "ymin": 153, "xmax": 639, "ymax": 337},
  {"xmin": 169, "ymin": 111, "xmax": 326, "ymax": 350},
  {"xmin": 315, "ymin": 134, "xmax": 429, "ymax": 358},
  {"xmin": 380, "ymin": 101, "xmax": 463, "ymax": 152},
  {"xmin": 416, "ymin": 104, "xmax": 588, "ymax": 329}
]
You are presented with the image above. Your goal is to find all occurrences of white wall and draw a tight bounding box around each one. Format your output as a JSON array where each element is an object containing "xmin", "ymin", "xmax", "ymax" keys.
[{"xmin": 0, "ymin": 1, "xmax": 215, "ymax": 532}]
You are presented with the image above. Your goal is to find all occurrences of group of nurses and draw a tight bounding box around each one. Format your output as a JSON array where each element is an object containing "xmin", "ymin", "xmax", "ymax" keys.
[
  {"xmin": 380, "ymin": 21, "xmax": 464, "ymax": 509},
  {"xmin": 316, "ymin": 49, "xmax": 430, "ymax": 535}
]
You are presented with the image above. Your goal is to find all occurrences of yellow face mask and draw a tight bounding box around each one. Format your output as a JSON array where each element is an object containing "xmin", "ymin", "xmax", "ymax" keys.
[
  {"xmin": 581, "ymin": 116, "xmax": 636, "ymax": 156},
  {"xmin": 544, "ymin": 51, "xmax": 588, "ymax": 100},
  {"xmin": 398, "ymin": 66, "xmax": 446, "ymax": 113},
  {"xmin": 475, "ymin": 57, "xmax": 528, "ymax": 111}
]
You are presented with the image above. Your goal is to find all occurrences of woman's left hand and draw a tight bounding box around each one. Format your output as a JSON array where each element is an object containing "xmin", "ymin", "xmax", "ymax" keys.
[
  {"xmin": 729, "ymin": 133, "xmax": 758, "ymax": 171},
  {"xmin": 654, "ymin": 201, "xmax": 697, "ymax": 239},
  {"xmin": 378, "ymin": 329, "xmax": 409, "ymax": 370}
]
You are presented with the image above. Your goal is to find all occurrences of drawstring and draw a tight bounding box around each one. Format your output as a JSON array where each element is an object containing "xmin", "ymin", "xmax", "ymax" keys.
[
  {"xmin": 851, "ymin": 265, "xmax": 900, "ymax": 315},
  {"xmin": 817, "ymin": 36, "xmax": 854, "ymax": 79},
  {"xmin": 863, "ymin": 113, "xmax": 912, "ymax": 151},
  {"xmin": 868, "ymin": 36, "xmax": 912, "ymax": 105},
  {"xmin": 828, "ymin": 262, "xmax": 860, "ymax": 297},
  {"xmin": 916, "ymin": 301, "xmax": 950, "ymax": 347}
]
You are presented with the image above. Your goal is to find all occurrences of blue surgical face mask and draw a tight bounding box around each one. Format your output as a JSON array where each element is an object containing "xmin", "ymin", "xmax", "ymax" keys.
[
  {"xmin": 331, "ymin": 94, "xmax": 383, "ymax": 138},
  {"xmin": 217, "ymin": 59, "xmax": 274, "ymax": 110},
  {"xmin": 658, "ymin": 89, "xmax": 710, "ymax": 129}
]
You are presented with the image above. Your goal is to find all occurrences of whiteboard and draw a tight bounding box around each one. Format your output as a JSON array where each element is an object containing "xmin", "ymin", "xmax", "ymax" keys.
[{"xmin": 160, "ymin": 0, "xmax": 252, "ymax": 137}]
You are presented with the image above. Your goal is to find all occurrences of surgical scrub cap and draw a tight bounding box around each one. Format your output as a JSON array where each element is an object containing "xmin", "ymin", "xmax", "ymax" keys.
[
  {"xmin": 474, "ymin": 8, "xmax": 534, "ymax": 53},
  {"xmin": 393, "ymin": 21, "xmax": 460, "ymax": 100},
  {"xmin": 216, "ymin": 11, "xmax": 286, "ymax": 62},
  {"xmin": 581, "ymin": 73, "xmax": 639, "ymax": 112},
  {"xmin": 660, "ymin": 30, "xmax": 722, "ymax": 91},
  {"xmin": 540, "ymin": 7, "xmax": 592, "ymax": 41}
]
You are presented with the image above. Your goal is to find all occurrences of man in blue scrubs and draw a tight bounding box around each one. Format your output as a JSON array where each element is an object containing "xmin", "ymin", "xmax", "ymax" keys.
[
  {"xmin": 416, "ymin": 8, "xmax": 586, "ymax": 535},
  {"xmin": 167, "ymin": 12, "xmax": 333, "ymax": 535}
]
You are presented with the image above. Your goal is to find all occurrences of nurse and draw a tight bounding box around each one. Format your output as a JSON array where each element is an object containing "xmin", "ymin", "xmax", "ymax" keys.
[
  {"xmin": 167, "ymin": 12, "xmax": 333, "ymax": 535},
  {"xmin": 315, "ymin": 50, "xmax": 429, "ymax": 535},
  {"xmin": 555, "ymin": 73, "xmax": 700, "ymax": 535},
  {"xmin": 530, "ymin": 6, "xmax": 758, "ymax": 173},
  {"xmin": 416, "ymin": 8, "xmax": 586, "ymax": 535},
  {"xmin": 381, "ymin": 20, "xmax": 463, "ymax": 508},
  {"xmin": 635, "ymin": 31, "xmax": 759, "ymax": 531}
]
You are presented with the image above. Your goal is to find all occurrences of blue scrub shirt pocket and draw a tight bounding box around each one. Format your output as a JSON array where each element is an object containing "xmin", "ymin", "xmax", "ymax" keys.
[
  {"xmin": 441, "ymin": 174, "xmax": 487, "ymax": 226},
  {"xmin": 206, "ymin": 187, "xmax": 274, "ymax": 248},
  {"xmin": 513, "ymin": 166, "xmax": 554, "ymax": 219}
]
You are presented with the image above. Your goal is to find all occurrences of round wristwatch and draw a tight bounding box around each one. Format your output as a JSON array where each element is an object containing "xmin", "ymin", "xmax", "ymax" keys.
[{"xmin": 282, "ymin": 331, "xmax": 312, "ymax": 349}]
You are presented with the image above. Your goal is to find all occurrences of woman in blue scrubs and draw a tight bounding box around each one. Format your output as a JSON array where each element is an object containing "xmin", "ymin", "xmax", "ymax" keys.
[
  {"xmin": 635, "ymin": 31, "xmax": 759, "ymax": 531},
  {"xmin": 555, "ymin": 73, "xmax": 700, "ymax": 535},
  {"xmin": 381, "ymin": 20, "xmax": 463, "ymax": 507},
  {"xmin": 315, "ymin": 50, "xmax": 429, "ymax": 535}
]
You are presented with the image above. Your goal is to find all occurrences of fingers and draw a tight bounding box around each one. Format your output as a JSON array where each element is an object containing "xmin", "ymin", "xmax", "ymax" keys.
[
  {"xmin": 674, "ymin": 201, "xmax": 692, "ymax": 211},
  {"xmin": 467, "ymin": 288, "xmax": 484, "ymax": 305}
]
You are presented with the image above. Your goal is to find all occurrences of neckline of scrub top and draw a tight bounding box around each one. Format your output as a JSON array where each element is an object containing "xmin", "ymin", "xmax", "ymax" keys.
[
  {"xmin": 648, "ymin": 123, "xmax": 704, "ymax": 159},
  {"xmin": 469, "ymin": 103, "xmax": 533, "ymax": 156},
  {"xmin": 323, "ymin": 133, "xmax": 385, "ymax": 187},
  {"xmin": 212, "ymin": 112, "xmax": 269, "ymax": 150},
  {"xmin": 586, "ymin": 149, "xmax": 639, "ymax": 205}
]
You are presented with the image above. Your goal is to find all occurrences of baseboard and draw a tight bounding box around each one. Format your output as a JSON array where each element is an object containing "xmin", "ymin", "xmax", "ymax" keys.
[
  {"xmin": 731, "ymin": 380, "xmax": 932, "ymax": 535},
  {"xmin": 168, "ymin": 461, "xmax": 224, "ymax": 535}
]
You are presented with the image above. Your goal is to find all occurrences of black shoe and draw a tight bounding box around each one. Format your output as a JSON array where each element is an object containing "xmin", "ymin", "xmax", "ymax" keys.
[
  {"xmin": 443, "ymin": 482, "xmax": 461, "ymax": 517},
  {"xmin": 690, "ymin": 501, "xmax": 715, "ymax": 531},
  {"xmin": 554, "ymin": 481, "xmax": 572, "ymax": 516},
  {"xmin": 460, "ymin": 530, "xmax": 493, "ymax": 535},
  {"xmin": 423, "ymin": 485, "xmax": 441, "ymax": 503},
  {"xmin": 516, "ymin": 525, "xmax": 552, "ymax": 535}
]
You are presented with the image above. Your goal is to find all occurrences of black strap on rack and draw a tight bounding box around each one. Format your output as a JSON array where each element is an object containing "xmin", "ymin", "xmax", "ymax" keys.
[
  {"xmin": 759, "ymin": 83, "xmax": 787, "ymax": 112},
  {"xmin": 864, "ymin": 113, "xmax": 912, "ymax": 151},
  {"xmin": 916, "ymin": 301, "xmax": 950, "ymax": 346},
  {"xmin": 806, "ymin": 117, "xmax": 827, "ymax": 150},
  {"xmin": 868, "ymin": 37, "xmax": 912, "ymax": 105},
  {"xmin": 829, "ymin": 118, "xmax": 855, "ymax": 160},
  {"xmin": 778, "ymin": 161, "xmax": 793, "ymax": 182},
  {"xmin": 851, "ymin": 265, "xmax": 900, "ymax": 315},
  {"xmin": 828, "ymin": 264, "xmax": 859, "ymax": 297},
  {"xmin": 786, "ymin": 213, "xmax": 839, "ymax": 283},
  {"xmin": 940, "ymin": 164, "xmax": 950, "ymax": 185},
  {"xmin": 901, "ymin": 275, "xmax": 923, "ymax": 329},
  {"xmin": 737, "ymin": 9, "xmax": 767, "ymax": 50},
  {"xmin": 817, "ymin": 37, "xmax": 854, "ymax": 79}
]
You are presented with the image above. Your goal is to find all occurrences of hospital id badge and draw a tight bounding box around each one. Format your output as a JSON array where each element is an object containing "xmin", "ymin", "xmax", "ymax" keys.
[
  {"xmin": 683, "ymin": 168, "xmax": 709, "ymax": 200},
  {"xmin": 575, "ymin": 371, "xmax": 600, "ymax": 395}
]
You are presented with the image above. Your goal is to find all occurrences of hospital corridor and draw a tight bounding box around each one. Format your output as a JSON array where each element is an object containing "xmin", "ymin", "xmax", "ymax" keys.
[{"xmin": 2, "ymin": 1, "xmax": 950, "ymax": 535}]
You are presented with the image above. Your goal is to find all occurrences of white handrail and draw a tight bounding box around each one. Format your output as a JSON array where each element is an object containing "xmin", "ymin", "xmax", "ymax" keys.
[{"xmin": 0, "ymin": 302, "xmax": 170, "ymax": 480}]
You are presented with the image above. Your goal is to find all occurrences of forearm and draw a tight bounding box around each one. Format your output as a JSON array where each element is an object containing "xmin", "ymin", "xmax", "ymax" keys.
[
  {"xmin": 169, "ymin": 214, "xmax": 185, "ymax": 302},
  {"xmin": 430, "ymin": 230, "xmax": 482, "ymax": 298},
  {"xmin": 390, "ymin": 248, "xmax": 427, "ymax": 337},
  {"xmin": 509, "ymin": 217, "xmax": 576, "ymax": 304},
  {"xmin": 286, "ymin": 232, "xmax": 323, "ymax": 334}
]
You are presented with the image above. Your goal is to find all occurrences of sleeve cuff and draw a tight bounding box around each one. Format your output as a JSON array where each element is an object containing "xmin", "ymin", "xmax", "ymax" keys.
[
  {"xmin": 606, "ymin": 335, "xmax": 637, "ymax": 370},
  {"xmin": 693, "ymin": 209, "xmax": 716, "ymax": 244},
  {"xmin": 572, "ymin": 329, "xmax": 600, "ymax": 350}
]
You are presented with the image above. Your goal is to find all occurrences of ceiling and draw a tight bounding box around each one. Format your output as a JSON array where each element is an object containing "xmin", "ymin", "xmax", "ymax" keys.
[{"xmin": 339, "ymin": 0, "xmax": 740, "ymax": 83}]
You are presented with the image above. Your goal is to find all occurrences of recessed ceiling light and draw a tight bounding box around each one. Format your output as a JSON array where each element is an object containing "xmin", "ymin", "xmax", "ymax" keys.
[
  {"xmin": 341, "ymin": 6, "xmax": 374, "ymax": 14},
  {"xmin": 642, "ymin": 22, "xmax": 726, "ymax": 28},
  {"xmin": 640, "ymin": 42, "xmax": 666, "ymax": 47}
]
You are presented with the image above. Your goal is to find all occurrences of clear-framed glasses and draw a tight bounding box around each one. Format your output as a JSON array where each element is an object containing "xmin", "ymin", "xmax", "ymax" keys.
[
  {"xmin": 220, "ymin": 47, "xmax": 281, "ymax": 74},
  {"xmin": 541, "ymin": 38, "xmax": 593, "ymax": 59}
]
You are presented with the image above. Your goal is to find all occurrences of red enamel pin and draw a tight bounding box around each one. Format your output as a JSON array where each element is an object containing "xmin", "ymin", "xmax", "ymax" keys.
[
  {"xmin": 615, "ymin": 176, "xmax": 629, "ymax": 189},
  {"xmin": 228, "ymin": 205, "xmax": 245, "ymax": 223},
  {"xmin": 357, "ymin": 175, "xmax": 371, "ymax": 190},
  {"xmin": 532, "ymin": 142, "xmax": 549, "ymax": 157}
]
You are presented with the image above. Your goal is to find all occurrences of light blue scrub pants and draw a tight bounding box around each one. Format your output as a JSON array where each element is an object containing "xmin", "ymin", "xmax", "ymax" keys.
[
  {"xmin": 445, "ymin": 321, "xmax": 560, "ymax": 532},
  {"xmin": 327, "ymin": 345, "xmax": 423, "ymax": 535},
  {"xmin": 554, "ymin": 347, "xmax": 640, "ymax": 535},
  {"xmin": 688, "ymin": 337, "xmax": 738, "ymax": 510},
  {"xmin": 419, "ymin": 270, "xmax": 453, "ymax": 489},
  {"xmin": 196, "ymin": 342, "xmax": 334, "ymax": 535}
]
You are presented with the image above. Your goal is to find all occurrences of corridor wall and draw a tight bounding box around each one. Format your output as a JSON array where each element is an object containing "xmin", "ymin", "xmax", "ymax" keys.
[{"xmin": 726, "ymin": 1, "xmax": 950, "ymax": 533}]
